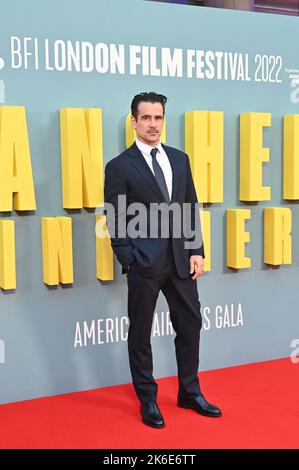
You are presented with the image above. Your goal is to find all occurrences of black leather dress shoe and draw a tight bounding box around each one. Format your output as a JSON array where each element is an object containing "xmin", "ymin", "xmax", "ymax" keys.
[
  {"xmin": 140, "ymin": 402, "xmax": 165, "ymax": 428},
  {"xmin": 178, "ymin": 394, "xmax": 222, "ymax": 418}
]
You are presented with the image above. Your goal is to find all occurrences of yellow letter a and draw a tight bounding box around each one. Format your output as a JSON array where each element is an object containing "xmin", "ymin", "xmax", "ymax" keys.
[{"xmin": 0, "ymin": 106, "xmax": 36, "ymax": 211}]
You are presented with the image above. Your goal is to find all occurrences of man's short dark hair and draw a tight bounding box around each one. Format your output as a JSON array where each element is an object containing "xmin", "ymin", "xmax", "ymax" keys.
[{"xmin": 131, "ymin": 92, "xmax": 168, "ymax": 119}]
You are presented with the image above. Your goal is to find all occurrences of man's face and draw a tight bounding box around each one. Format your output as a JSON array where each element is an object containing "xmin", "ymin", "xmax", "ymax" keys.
[{"xmin": 131, "ymin": 101, "xmax": 164, "ymax": 147}]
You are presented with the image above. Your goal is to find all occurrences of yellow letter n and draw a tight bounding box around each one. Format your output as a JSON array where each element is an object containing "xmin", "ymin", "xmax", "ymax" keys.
[
  {"xmin": 41, "ymin": 217, "xmax": 74, "ymax": 285},
  {"xmin": 60, "ymin": 108, "xmax": 104, "ymax": 209}
]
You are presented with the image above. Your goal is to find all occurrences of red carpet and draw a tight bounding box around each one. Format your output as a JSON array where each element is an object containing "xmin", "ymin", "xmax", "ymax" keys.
[{"xmin": 0, "ymin": 358, "xmax": 298, "ymax": 449}]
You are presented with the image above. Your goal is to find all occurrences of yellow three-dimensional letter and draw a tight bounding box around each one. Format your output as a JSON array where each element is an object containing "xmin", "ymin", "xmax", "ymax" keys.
[{"xmin": 0, "ymin": 106, "xmax": 36, "ymax": 211}]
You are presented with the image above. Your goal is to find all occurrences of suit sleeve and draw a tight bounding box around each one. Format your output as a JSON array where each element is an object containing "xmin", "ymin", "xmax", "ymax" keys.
[
  {"xmin": 104, "ymin": 160, "xmax": 135, "ymax": 271},
  {"xmin": 185, "ymin": 154, "xmax": 205, "ymax": 258}
]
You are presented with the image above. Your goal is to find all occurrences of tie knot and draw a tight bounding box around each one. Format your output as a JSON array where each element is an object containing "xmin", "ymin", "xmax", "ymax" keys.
[{"xmin": 150, "ymin": 148, "xmax": 158, "ymax": 159}]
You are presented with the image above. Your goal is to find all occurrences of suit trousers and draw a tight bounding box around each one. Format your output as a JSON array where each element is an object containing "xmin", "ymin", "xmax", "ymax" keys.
[{"xmin": 127, "ymin": 238, "xmax": 202, "ymax": 403}]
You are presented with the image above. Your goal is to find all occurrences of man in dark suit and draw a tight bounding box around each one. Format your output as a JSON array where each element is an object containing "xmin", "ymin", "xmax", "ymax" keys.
[{"xmin": 104, "ymin": 92, "xmax": 221, "ymax": 428}]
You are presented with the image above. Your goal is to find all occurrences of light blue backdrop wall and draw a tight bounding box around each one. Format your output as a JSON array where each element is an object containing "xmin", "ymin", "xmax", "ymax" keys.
[{"xmin": 0, "ymin": 0, "xmax": 298, "ymax": 404}]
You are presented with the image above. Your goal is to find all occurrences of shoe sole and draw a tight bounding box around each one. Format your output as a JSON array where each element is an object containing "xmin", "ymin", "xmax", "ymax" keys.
[
  {"xmin": 142, "ymin": 419, "xmax": 165, "ymax": 429},
  {"xmin": 178, "ymin": 402, "xmax": 222, "ymax": 418}
]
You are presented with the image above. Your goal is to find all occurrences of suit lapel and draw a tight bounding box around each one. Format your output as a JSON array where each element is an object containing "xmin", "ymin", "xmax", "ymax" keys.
[
  {"xmin": 128, "ymin": 142, "xmax": 166, "ymax": 202},
  {"xmin": 127, "ymin": 142, "xmax": 179, "ymax": 203}
]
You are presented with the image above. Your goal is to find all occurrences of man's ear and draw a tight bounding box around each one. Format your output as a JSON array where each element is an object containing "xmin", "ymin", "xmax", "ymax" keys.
[{"xmin": 131, "ymin": 115, "xmax": 137, "ymax": 129}]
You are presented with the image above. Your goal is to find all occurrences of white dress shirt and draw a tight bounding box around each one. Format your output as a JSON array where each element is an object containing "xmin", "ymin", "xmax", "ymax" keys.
[{"xmin": 136, "ymin": 139, "xmax": 173, "ymax": 200}]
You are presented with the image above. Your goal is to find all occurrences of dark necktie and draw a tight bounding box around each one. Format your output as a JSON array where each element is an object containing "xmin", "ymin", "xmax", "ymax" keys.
[{"xmin": 150, "ymin": 148, "xmax": 171, "ymax": 204}]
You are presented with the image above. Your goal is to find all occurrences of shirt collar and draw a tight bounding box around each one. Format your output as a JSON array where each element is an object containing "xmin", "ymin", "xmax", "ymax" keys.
[{"xmin": 136, "ymin": 139, "xmax": 163, "ymax": 157}]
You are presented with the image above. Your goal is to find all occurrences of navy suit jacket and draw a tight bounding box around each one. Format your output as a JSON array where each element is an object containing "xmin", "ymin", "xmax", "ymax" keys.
[{"xmin": 104, "ymin": 142, "xmax": 204, "ymax": 279}]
